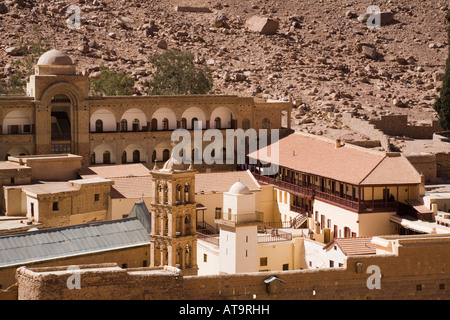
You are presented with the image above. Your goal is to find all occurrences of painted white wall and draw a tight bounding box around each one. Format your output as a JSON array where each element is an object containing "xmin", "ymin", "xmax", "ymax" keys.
[
  {"xmin": 92, "ymin": 144, "xmax": 116, "ymax": 164},
  {"xmin": 181, "ymin": 107, "xmax": 207, "ymax": 129},
  {"xmin": 210, "ymin": 107, "xmax": 233, "ymax": 129},
  {"xmin": 151, "ymin": 108, "xmax": 177, "ymax": 130},
  {"xmin": 302, "ymin": 238, "xmax": 346, "ymax": 269},
  {"xmin": 197, "ymin": 239, "xmax": 220, "ymax": 276},
  {"xmin": 123, "ymin": 144, "xmax": 147, "ymax": 163},
  {"xmin": 313, "ymin": 199, "xmax": 359, "ymax": 238},
  {"xmin": 219, "ymin": 225, "xmax": 258, "ymax": 274},
  {"xmin": 121, "ymin": 108, "xmax": 147, "ymax": 131},
  {"xmin": 2, "ymin": 110, "xmax": 32, "ymax": 134},
  {"xmin": 90, "ymin": 109, "xmax": 116, "ymax": 132}
]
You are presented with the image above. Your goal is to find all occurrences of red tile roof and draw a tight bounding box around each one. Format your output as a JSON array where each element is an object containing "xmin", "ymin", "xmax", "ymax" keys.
[
  {"xmin": 248, "ymin": 132, "xmax": 421, "ymax": 186},
  {"xmin": 323, "ymin": 237, "xmax": 376, "ymax": 256}
]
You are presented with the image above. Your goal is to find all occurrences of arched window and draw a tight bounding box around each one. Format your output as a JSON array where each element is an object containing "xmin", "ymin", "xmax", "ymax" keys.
[
  {"xmin": 242, "ymin": 118, "xmax": 251, "ymax": 130},
  {"xmin": 181, "ymin": 118, "xmax": 187, "ymax": 129},
  {"xmin": 122, "ymin": 151, "xmax": 127, "ymax": 164},
  {"xmin": 103, "ymin": 151, "xmax": 111, "ymax": 164},
  {"xmin": 162, "ymin": 118, "xmax": 169, "ymax": 131},
  {"xmin": 121, "ymin": 119, "xmax": 128, "ymax": 132},
  {"xmin": 152, "ymin": 150, "xmax": 157, "ymax": 162},
  {"xmin": 191, "ymin": 117, "xmax": 199, "ymax": 130},
  {"xmin": 133, "ymin": 150, "xmax": 140, "ymax": 163},
  {"xmin": 91, "ymin": 153, "xmax": 96, "ymax": 164},
  {"xmin": 151, "ymin": 118, "xmax": 158, "ymax": 131},
  {"xmin": 95, "ymin": 119, "xmax": 103, "ymax": 133},
  {"xmin": 184, "ymin": 183, "xmax": 190, "ymax": 203},
  {"xmin": 163, "ymin": 149, "xmax": 170, "ymax": 162},
  {"xmin": 132, "ymin": 119, "xmax": 140, "ymax": 132},
  {"xmin": 262, "ymin": 118, "xmax": 271, "ymax": 129},
  {"xmin": 176, "ymin": 185, "xmax": 181, "ymax": 203},
  {"xmin": 214, "ymin": 117, "xmax": 221, "ymax": 129},
  {"xmin": 192, "ymin": 148, "xmax": 200, "ymax": 162}
]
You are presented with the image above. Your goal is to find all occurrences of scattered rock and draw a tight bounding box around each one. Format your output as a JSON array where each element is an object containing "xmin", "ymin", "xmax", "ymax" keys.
[
  {"xmin": 212, "ymin": 13, "xmax": 228, "ymax": 28},
  {"xmin": 4, "ymin": 47, "xmax": 22, "ymax": 56},
  {"xmin": 0, "ymin": 3, "xmax": 8, "ymax": 14},
  {"xmin": 361, "ymin": 45, "xmax": 378, "ymax": 60},
  {"xmin": 244, "ymin": 15, "xmax": 279, "ymax": 35},
  {"xmin": 156, "ymin": 39, "xmax": 168, "ymax": 50}
]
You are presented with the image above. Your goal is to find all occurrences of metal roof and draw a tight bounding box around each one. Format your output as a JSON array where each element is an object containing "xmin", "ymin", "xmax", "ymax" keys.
[
  {"xmin": 0, "ymin": 218, "xmax": 150, "ymax": 268},
  {"xmin": 127, "ymin": 200, "xmax": 151, "ymax": 234}
]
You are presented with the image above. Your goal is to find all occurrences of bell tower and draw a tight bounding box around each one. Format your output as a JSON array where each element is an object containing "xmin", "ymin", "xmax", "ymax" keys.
[{"xmin": 150, "ymin": 157, "xmax": 198, "ymax": 276}]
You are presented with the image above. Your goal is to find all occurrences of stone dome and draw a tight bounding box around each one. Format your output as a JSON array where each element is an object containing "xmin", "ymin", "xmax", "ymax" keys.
[
  {"xmin": 37, "ymin": 49, "xmax": 73, "ymax": 66},
  {"xmin": 228, "ymin": 181, "xmax": 251, "ymax": 195}
]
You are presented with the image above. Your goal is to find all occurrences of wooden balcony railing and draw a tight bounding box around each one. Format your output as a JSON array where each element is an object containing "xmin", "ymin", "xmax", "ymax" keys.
[{"xmin": 253, "ymin": 173, "xmax": 399, "ymax": 214}]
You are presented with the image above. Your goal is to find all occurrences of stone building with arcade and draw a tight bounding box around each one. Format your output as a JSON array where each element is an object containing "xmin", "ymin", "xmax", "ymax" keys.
[{"xmin": 0, "ymin": 49, "xmax": 292, "ymax": 169}]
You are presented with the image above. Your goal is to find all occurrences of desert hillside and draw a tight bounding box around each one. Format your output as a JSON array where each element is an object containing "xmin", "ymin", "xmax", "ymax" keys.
[{"xmin": 0, "ymin": 0, "xmax": 448, "ymax": 140}]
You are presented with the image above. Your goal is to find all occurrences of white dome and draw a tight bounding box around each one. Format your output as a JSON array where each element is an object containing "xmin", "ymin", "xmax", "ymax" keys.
[
  {"xmin": 228, "ymin": 181, "xmax": 251, "ymax": 195},
  {"xmin": 37, "ymin": 49, "xmax": 73, "ymax": 66}
]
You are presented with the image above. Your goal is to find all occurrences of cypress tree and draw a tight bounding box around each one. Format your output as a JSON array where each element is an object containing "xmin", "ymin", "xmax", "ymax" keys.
[{"xmin": 434, "ymin": 11, "xmax": 450, "ymax": 130}]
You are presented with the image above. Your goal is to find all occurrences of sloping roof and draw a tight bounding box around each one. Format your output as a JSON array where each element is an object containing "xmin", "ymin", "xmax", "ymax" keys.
[
  {"xmin": 128, "ymin": 201, "xmax": 151, "ymax": 234},
  {"xmin": 248, "ymin": 132, "xmax": 421, "ymax": 186},
  {"xmin": 323, "ymin": 237, "xmax": 376, "ymax": 256},
  {"xmin": 78, "ymin": 163, "xmax": 151, "ymax": 179},
  {"xmin": 195, "ymin": 170, "xmax": 260, "ymax": 194},
  {"xmin": 0, "ymin": 218, "xmax": 150, "ymax": 268},
  {"xmin": 109, "ymin": 176, "xmax": 153, "ymax": 199}
]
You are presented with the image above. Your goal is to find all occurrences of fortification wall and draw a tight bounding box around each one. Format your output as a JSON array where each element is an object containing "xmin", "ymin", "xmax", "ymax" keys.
[
  {"xmin": 369, "ymin": 115, "xmax": 442, "ymax": 139},
  {"xmin": 342, "ymin": 113, "xmax": 390, "ymax": 151},
  {"xmin": 15, "ymin": 237, "xmax": 450, "ymax": 300}
]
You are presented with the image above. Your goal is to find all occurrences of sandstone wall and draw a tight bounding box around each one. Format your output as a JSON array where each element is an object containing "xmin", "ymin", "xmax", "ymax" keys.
[{"xmin": 15, "ymin": 238, "xmax": 450, "ymax": 300}]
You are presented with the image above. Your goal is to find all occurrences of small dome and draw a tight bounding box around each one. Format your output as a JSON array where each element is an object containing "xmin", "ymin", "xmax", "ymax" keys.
[
  {"xmin": 37, "ymin": 49, "xmax": 73, "ymax": 66},
  {"xmin": 228, "ymin": 181, "xmax": 251, "ymax": 195}
]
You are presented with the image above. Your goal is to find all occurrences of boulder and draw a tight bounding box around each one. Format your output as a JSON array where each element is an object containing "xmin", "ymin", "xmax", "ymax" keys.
[
  {"xmin": 358, "ymin": 11, "xmax": 395, "ymax": 26},
  {"xmin": 244, "ymin": 15, "xmax": 279, "ymax": 35},
  {"xmin": 361, "ymin": 45, "xmax": 378, "ymax": 60}
]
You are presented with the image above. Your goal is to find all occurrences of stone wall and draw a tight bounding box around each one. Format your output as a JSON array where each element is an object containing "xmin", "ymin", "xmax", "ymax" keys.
[
  {"xmin": 0, "ymin": 245, "xmax": 150, "ymax": 291},
  {"xmin": 369, "ymin": 115, "xmax": 442, "ymax": 139},
  {"xmin": 15, "ymin": 236, "xmax": 450, "ymax": 300},
  {"xmin": 342, "ymin": 113, "xmax": 390, "ymax": 151}
]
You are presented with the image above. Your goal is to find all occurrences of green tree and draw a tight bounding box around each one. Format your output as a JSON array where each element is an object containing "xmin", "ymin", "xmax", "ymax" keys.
[
  {"xmin": 434, "ymin": 11, "xmax": 450, "ymax": 130},
  {"xmin": 90, "ymin": 65, "xmax": 135, "ymax": 96},
  {"xmin": 147, "ymin": 49, "xmax": 213, "ymax": 95}
]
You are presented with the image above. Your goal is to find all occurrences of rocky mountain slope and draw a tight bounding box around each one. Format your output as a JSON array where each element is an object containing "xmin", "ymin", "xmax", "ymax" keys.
[{"xmin": 0, "ymin": 0, "xmax": 449, "ymax": 141}]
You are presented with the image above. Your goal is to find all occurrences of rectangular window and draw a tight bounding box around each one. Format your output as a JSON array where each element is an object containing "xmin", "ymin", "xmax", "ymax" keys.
[
  {"xmin": 52, "ymin": 201, "xmax": 59, "ymax": 211},
  {"xmin": 329, "ymin": 260, "xmax": 334, "ymax": 268},
  {"xmin": 282, "ymin": 263, "xmax": 289, "ymax": 271},
  {"xmin": 203, "ymin": 254, "xmax": 207, "ymax": 263},
  {"xmin": 94, "ymin": 194, "xmax": 100, "ymax": 202},
  {"xmin": 439, "ymin": 283, "xmax": 445, "ymax": 290},
  {"xmin": 260, "ymin": 257, "xmax": 268, "ymax": 266},
  {"xmin": 23, "ymin": 124, "xmax": 31, "ymax": 133},
  {"xmin": 143, "ymin": 260, "xmax": 148, "ymax": 267}
]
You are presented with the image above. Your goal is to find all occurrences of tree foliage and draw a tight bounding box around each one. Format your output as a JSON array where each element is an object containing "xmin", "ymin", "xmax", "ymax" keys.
[
  {"xmin": 434, "ymin": 11, "xmax": 450, "ymax": 130},
  {"xmin": 90, "ymin": 65, "xmax": 135, "ymax": 96},
  {"xmin": 0, "ymin": 25, "xmax": 49, "ymax": 95},
  {"xmin": 147, "ymin": 49, "xmax": 213, "ymax": 95}
]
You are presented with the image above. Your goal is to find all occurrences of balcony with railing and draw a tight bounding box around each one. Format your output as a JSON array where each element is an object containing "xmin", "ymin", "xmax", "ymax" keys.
[
  {"xmin": 252, "ymin": 172, "xmax": 399, "ymax": 214},
  {"xmin": 215, "ymin": 209, "xmax": 263, "ymax": 225}
]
